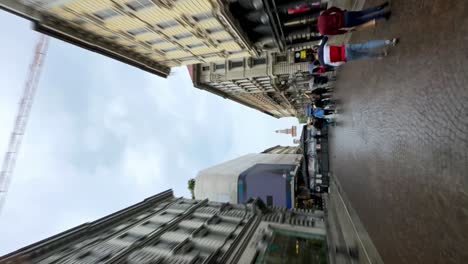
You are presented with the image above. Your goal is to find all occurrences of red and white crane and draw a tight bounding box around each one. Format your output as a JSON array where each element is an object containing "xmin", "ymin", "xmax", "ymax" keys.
[{"xmin": 0, "ymin": 35, "xmax": 49, "ymax": 215}]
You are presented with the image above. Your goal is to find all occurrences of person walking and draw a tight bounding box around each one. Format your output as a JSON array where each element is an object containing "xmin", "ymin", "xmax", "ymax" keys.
[
  {"xmin": 314, "ymin": 36, "xmax": 399, "ymax": 72},
  {"xmin": 307, "ymin": 104, "xmax": 336, "ymax": 119},
  {"xmin": 317, "ymin": 2, "xmax": 390, "ymax": 35}
]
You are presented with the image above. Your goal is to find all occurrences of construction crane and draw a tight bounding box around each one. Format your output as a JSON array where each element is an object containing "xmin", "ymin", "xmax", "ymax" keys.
[{"xmin": 0, "ymin": 35, "xmax": 49, "ymax": 215}]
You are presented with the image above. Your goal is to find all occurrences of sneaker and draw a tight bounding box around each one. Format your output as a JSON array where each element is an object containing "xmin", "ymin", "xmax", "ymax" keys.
[
  {"xmin": 383, "ymin": 11, "xmax": 392, "ymax": 20},
  {"xmin": 377, "ymin": 51, "xmax": 387, "ymax": 60},
  {"xmin": 391, "ymin": 38, "xmax": 400, "ymax": 46}
]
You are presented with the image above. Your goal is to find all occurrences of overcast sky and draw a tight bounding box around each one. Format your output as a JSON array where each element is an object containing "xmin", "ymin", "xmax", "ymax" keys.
[{"xmin": 0, "ymin": 12, "xmax": 300, "ymax": 254}]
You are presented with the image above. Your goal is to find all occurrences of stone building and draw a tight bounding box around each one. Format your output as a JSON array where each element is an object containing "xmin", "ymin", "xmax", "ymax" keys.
[
  {"xmin": 262, "ymin": 145, "xmax": 300, "ymax": 154},
  {"xmin": 0, "ymin": 190, "xmax": 331, "ymax": 264},
  {"xmin": 194, "ymin": 152, "xmax": 303, "ymax": 209},
  {"xmin": 0, "ymin": 0, "xmax": 258, "ymax": 78},
  {"xmin": 189, "ymin": 51, "xmax": 315, "ymax": 118}
]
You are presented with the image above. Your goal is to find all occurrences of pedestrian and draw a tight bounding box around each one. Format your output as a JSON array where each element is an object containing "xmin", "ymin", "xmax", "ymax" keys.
[
  {"xmin": 318, "ymin": 2, "xmax": 391, "ymax": 35},
  {"xmin": 309, "ymin": 62, "xmax": 335, "ymax": 75},
  {"xmin": 310, "ymin": 75, "xmax": 330, "ymax": 86},
  {"xmin": 310, "ymin": 87, "xmax": 331, "ymax": 97},
  {"xmin": 314, "ymin": 36, "xmax": 399, "ymax": 72},
  {"xmin": 311, "ymin": 106, "xmax": 336, "ymax": 119},
  {"xmin": 309, "ymin": 117, "xmax": 336, "ymax": 130}
]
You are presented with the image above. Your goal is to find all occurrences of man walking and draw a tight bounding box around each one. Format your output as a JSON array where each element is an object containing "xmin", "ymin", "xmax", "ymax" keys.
[
  {"xmin": 314, "ymin": 36, "xmax": 398, "ymax": 71},
  {"xmin": 317, "ymin": 2, "xmax": 390, "ymax": 35}
]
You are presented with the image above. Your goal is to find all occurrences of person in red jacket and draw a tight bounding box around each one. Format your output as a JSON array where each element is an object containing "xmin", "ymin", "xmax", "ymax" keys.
[
  {"xmin": 318, "ymin": 2, "xmax": 390, "ymax": 35},
  {"xmin": 313, "ymin": 36, "xmax": 399, "ymax": 73}
]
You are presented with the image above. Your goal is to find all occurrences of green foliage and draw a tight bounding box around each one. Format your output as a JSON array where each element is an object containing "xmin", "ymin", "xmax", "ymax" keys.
[
  {"xmin": 187, "ymin": 179, "xmax": 195, "ymax": 199},
  {"xmin": 297, "ymin": 115, "xmax": 308, "ymax": 124}
]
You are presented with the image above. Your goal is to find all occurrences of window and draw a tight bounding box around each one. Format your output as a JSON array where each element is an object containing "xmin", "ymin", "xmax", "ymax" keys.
[
  {"xmin": 118, "ymin": 233, "xmax": 142, "ymax": 243},
  {"xmin": 94, "ymin": 8, "xmax": 119, "ymax": 20},
  {"xmin": 161, "ymin": 47, "xmax": 178, "ymax": 53},
  {"xmin": 157, "ymin": 20, "xmax": 178, "ymax": 29},
  {"xmin": 146, "ymin": 38, "xmax": 166, "ymax": 45},
  {"xmin": 255, "ymin": 230, "xmax": 328, "ymax": 263},
  {"xmin": 217, "ymin": 37, "xmax": 234, "ymax": 44},
  {"xmin": 127, "ymin": 0, "xmax": 153, "ymax": 11},
  {"xmin": 192, "ymin": 12, "xmax": 214, "ymax": 22},
  {"xmin": 215, "ymin": 64, "xmax": 225, "ymax": 70},
  {"xmin": 202, "ymin": 66, "xmax": 210, "ymax": 71},
  {"xmin": 275, "ymin": 55, "xmax": 287, "ymax": 63},
  {"xmin": 206, "ymin": 27, "xmax": 223, "ymax": 34},
  {"xmin": 201, "ymin": 54, "xmax": 217, "ymax": 59},
  {"xmin": 178, "ymin": 57, "xmax": 197, "ymax": 62},
  {"xmin": 173, "ymin": 32, "xmax": 192, "ymax": 40},
  {"xmin": 229, "ymin": 50, "xmax": 244, "ymax": 55},
  {"xmin": 142, "ymin": 221, "xmax": 161, "ymax": 229},
  {"xmin": 266, "ymin": 196, "xmax": 273, "ymax": 206},
  {"xmin": 72, "ymin": 18, "xmax": 87, "ymax": 25},
  {"xmin": 187, "ymin": 43, "xmax": 204, "ymax": 49},
  {"xmin": 127, "ymin": 27, "xmax": 149, "ymax": 36},
  {"xmin": 230, "ymin": 60, "xmax": 244, "ymax": 69},
  {"xmin": 252, "ymin": 57, "xmax": 266, "ymax": 66}
]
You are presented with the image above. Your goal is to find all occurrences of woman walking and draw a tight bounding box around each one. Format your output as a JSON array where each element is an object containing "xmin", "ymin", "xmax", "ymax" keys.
[{"xmin": 314, "ymin": 36, "xmax": 399, "ymax": 72}]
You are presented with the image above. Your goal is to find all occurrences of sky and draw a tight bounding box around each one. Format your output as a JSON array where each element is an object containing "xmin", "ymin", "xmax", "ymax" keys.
[{"xmin": 0, "ymin": 12, "xmax": 300, "ymax": 254}]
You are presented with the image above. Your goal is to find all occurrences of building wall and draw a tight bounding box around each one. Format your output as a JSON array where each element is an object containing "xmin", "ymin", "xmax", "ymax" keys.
[
  {"xmin": 194, "ymin": 51, "xmax": 311, "ymax": 117},
  {"xmin": 238, "ymin": 163, "xmax": 296, "ymax": 208},
  {"xmin": 262, "ymin": 145, "xmax": 300, "ymax": 154},
  {"xmin": 0, "ymin": 190, "xmax": 329, "ymax": 264},
  {"xmin": 194, "ymin": 153, "xmax": 302, "ymax": 205},
  {"xmin": 1, "ymin": 0, "xmax": 257, "ymax": 77}
]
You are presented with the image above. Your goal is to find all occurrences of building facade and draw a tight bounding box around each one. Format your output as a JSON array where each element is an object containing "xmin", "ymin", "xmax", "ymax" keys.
[
  {"xmin": 0, "ymin": 0, "xmax": 258, "ymax": 78},
  {"xmin": 0, "ymin": 190, "xmax": 332, "ymax": 264},
  {"xmin": 262, "ymin": 145, "xmax": 300, "ymax": 154},
  {"xmin": 190, "ymin": 51, "xmax": 317, "ymax": 118},
  {"xmin": 194, "ymin": 153, "xmax": 303, "ymax": 209}
]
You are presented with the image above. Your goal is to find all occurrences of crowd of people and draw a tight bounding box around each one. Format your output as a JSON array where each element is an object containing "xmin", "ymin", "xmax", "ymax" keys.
[{"xmin": 305, "ymin": 1, "xmax": 399, "ymax": 129}]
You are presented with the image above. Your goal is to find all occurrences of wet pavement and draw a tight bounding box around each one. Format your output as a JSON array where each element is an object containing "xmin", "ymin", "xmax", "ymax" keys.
[{"xmin": 329, "ymin": 0, "xmax": 468, "ymax": 263}]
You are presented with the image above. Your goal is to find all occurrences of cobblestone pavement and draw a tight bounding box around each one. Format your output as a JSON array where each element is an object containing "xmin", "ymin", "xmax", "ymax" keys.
[{"xmin": 329, "ymin": 0, "xmax": 468, "ymax": 263}]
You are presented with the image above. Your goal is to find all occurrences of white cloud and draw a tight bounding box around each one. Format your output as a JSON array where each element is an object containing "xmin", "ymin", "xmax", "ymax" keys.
[{"xmin": 122, "ymin": 142, "xmax": 165, "ymax": 190}]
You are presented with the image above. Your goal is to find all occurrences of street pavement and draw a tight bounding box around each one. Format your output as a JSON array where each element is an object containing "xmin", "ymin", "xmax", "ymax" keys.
[{"xmin": 329, "ymin": 0, "xmax": 468, "ymax": 263}]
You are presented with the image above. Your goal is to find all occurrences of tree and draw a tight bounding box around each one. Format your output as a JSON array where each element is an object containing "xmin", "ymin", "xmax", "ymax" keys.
[
  {"xmin": 297, "ymin": 115, "xmax": 308, "ymax": 124},
  {"xmin": 187, "ymin": 179, "xmax": 196, "ymax": 199}
]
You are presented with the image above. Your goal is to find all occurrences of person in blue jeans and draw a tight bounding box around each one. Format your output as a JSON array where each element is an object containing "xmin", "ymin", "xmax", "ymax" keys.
[
  {"xmin": 346, "ymin": 39, "xmax": 398, "ymax": 60},
  {"xmin": 313, "ymin": 36, "xmax": 399, "ymax": 72},
  {"xmin": 344, "ymin": 2, "xmax": 391, "ymax": 28}
]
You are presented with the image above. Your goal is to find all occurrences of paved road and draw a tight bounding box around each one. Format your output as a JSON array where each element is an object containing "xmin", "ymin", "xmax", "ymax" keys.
[{"xmin": 330, "ymin": 0, "xmax": 468, "ymax": 263}]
